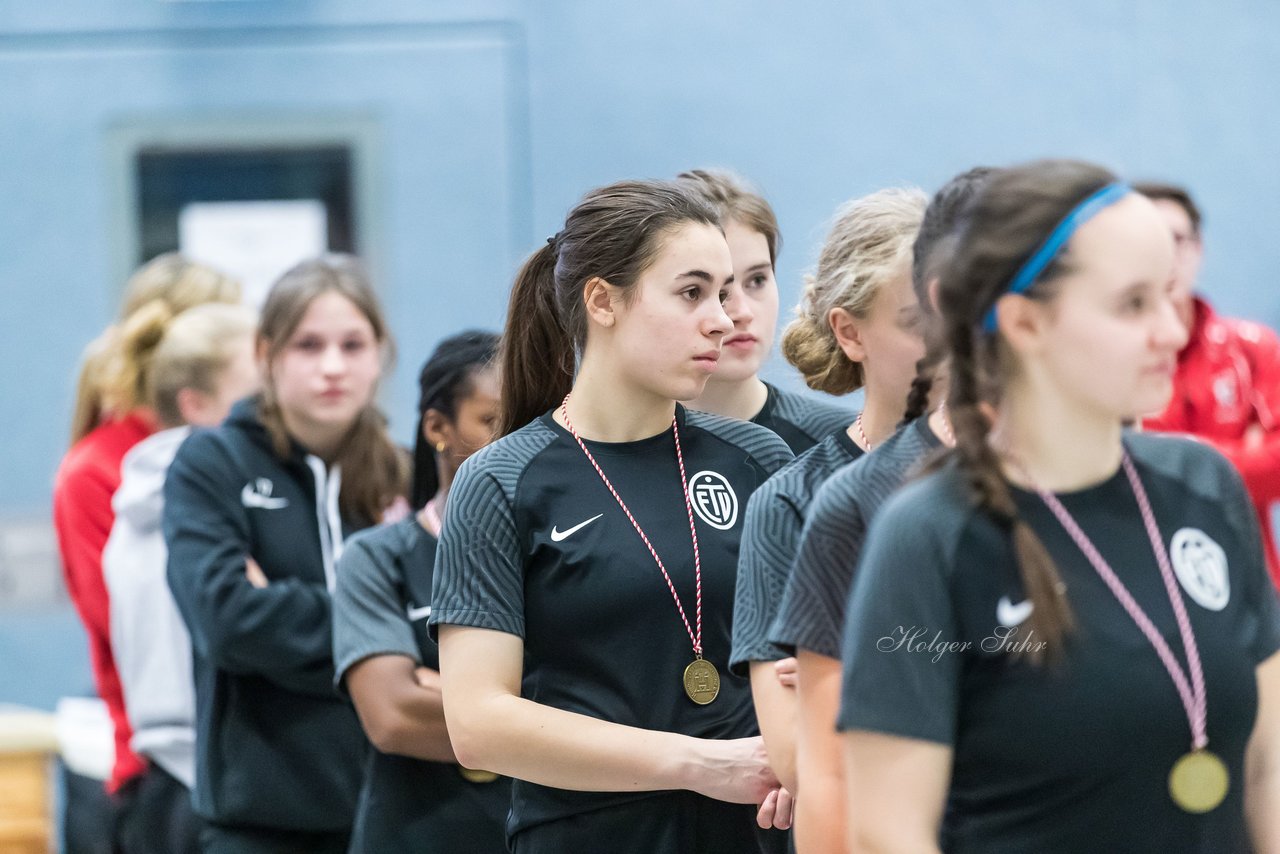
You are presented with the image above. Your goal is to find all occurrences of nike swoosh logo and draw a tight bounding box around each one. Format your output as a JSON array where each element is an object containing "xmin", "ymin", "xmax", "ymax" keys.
[
  {"xmin": 407, "ymin": 605, "xmax": 432, "ymax": 621},
  {"xmin": 240, "ymin": 483, "xmax": 289, "ymax": 510},
  {"xmin": 997, "ymin": 596, "xmax": 1034, "ymax": 627},
  {"xmin": 550, "ymin": 513, "xmax": 603, "ymax": 542}
]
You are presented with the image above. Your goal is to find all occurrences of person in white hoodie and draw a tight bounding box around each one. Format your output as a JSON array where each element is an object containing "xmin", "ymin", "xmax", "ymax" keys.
[{"xmin": 103, "ymin": 302, "xmax": 259, "ymax": 853}]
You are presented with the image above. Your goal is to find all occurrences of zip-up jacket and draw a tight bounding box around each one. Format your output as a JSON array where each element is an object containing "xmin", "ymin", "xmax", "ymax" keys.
[
  {"xmin": 52, "ymin": 411, "xmax": 154, "ymax": 792},
  {"xmin": 1144, "ymin": 296, "xmax": 1280, "ymax": 586},
  {"xmin": 104, "ymin": 425, "xmax": 196, "ymax": 789},
  {"xmin": 164, "ymin": 397, "xmax": 368, "ymax": 831}
]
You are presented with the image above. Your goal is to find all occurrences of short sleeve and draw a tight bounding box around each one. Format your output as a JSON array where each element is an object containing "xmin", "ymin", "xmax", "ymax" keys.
[
  {"xmin": 729, "ymin": 485, "xmax": 801, "ymax": 673},
  {"xmin": 429, "ymin": 460, "xmax": 526, "ymax": 639},
  {"xmin": 332, "ymin": 534, "xmax": 420, "ymax": 689},
  {"xmin": 837, "ymin": 485, "xmax": 961, "ymax": 746},
  {"xmin": 1218, "ymin": 454, "xmax": 1280, "ymax": 664},
  {"xmin": 770, "ymin": 475, "xmax": 868, "ymax": 659}
]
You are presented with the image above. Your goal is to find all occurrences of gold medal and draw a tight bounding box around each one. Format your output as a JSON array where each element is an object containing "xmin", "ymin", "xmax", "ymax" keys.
[
  {"xmin": 1169, "ymin": 749, "xmax": 1228, "ymax": 813},
  {"xmin": 683, "ymin": 658, "xmax": 720, "ymax": 705},
  {"xmin": 458, "ymin": 766, "xmax": 500, "ymax": 784}
]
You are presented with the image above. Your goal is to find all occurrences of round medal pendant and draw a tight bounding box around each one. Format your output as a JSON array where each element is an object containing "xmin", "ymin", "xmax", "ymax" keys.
[
  {"xmin": 683, "ymin": 658, "xmax": 720, "ymax": 705},
  {"xmin": 1169, "ymin": 749, "xmax": 1229, "ymax": 813},
  {"xmin": 458, "ymin": 766, "xmax": 500, "ymax": 784}
]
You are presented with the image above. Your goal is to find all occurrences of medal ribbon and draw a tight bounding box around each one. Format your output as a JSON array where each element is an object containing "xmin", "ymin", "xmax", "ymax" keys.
[
  {"xmin": 1023, "ymin": 451, "xmax": 1207, "ymax": 750},
  {"xmin": 559, "ymin": 396, "xmax": 705, "ymax": 657}
]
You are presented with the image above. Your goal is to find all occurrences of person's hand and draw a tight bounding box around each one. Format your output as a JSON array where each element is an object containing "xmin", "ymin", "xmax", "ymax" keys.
[
  {"xmin": 245, "ymin": 557, "xmax": 268, "ymax": 589},
  {"xmin": 686, "ymin": 736, "xmax": 780, "ymax": 805},
  {"xmin": 774, "ymin": 656, "xmax": 799, "ymax": 690},
  {"xmin": 756, "ymin": 786, "xmax": 794, "ymax": 830}
]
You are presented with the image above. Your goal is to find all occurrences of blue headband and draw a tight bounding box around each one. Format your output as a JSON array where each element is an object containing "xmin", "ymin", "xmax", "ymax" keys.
[{"xmin": 981, "ymin": 182, "xmax": 1131, "ymax": 333}]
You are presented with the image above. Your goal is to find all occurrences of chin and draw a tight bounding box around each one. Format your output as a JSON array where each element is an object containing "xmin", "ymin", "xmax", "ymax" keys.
[{"xmin": 707, "ymin": 359, "xmax": 758, "ymax": 385}]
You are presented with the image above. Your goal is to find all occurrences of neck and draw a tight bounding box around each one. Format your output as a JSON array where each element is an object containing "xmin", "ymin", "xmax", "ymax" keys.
[
  {"xmin": 434, "ymin": 458, "xmax": 455, "ymax": 505},
  {"xmin": 685, "ymin": 376, "xmax": 769, "ymax": 422},
  {"xmin": 280, "ymin": 411, "xmax": 349, "ymax": 463},
  {"xmin": 995, "ymin": 380, "xmax": 1124, "ymax": 492},
  {"xmin": 852, "ymin": 383, "xmax": 908, "ymax": 448},
  {"xmin": 559, "ymin": 362, "xmax": 677, "ymax": 442}
]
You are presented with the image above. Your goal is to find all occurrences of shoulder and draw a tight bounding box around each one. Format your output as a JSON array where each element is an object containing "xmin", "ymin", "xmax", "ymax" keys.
[
  {"xmin": 449, "ymin": 419, "xmax": 559, "ymax": 521},
  {"xmin": 685, "ymin": 408, "xmax": 793, "ymax": 471},
  {"xmin": 766, "ymin": 384, "xmax": 855, "ymax": 442},
  {"xmin": 1125, "ymin": 431, "xmax": 1240, "ymax": 500},
  {"xmin": 761, "ymin": 433, "xmax": 859, "ymax": 507},
  {"xmin": 864, "ymin": 462, "xmax": 973, "ymax": 549},
  {"xmin": 344, "ymin": 517, "xmax": 418, "ymax": 562}
]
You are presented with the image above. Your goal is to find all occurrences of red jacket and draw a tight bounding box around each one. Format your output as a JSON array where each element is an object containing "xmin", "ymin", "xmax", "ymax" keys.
[
  {"xmin": 53, "ymin": 412, "xmax": 154, "ymax": 792},
  {"xmin": 1144, "ymin": 297, "xmax": 1280, "ymax": 588}
]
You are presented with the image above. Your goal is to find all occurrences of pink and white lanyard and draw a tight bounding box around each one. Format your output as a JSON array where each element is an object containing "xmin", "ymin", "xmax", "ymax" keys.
[
  {"xmin": 1025, "ymin": 452, "xmax": 1208, "ymax": 752},
  {"xmin": 559, "ymin": 396, "xmax": 706, "ymax": 658}
]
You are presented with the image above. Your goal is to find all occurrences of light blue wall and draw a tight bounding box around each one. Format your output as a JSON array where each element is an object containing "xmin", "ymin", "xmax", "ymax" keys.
[
  {"xmin": 5, "ymin": 0, "xmax": 1280, "ymax": 514},
  {"xmin": 3, "ymin": 1, "xmax": 1279, "ymax": 705}
]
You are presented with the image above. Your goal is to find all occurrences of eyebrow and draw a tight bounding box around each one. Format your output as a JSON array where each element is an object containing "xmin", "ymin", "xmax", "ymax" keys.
[
  {"xmin": 678, "ymin": 270, "xmax": 735, "ymax": 285},
  {"xmin": 744, "ymin": 262, "xmax": 772, "ymax": 275}
]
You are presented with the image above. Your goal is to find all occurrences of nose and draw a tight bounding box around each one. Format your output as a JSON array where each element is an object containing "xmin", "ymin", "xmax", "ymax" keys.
[
  {"xmin": 722, "ymin": 284, "xmax": 755, "ymax": 327},
  {"xmin": 1154, "ymin": 292, "xmax": 1190, "ymax": 352},
  {"xmin": 320, "ymin": 342, "xmax": 346, "ymax": 375},
  {"xmin": 704, "ymin": 298, "xmax": 732, "ymax": 340}
]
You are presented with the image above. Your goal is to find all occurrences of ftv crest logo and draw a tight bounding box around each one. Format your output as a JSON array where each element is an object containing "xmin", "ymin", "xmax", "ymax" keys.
[{"xmin": 688, "ymin": 471, "xmax": 738, "ymax": 530}]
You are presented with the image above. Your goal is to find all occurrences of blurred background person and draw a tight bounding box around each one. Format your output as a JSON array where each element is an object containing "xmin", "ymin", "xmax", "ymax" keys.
[
  {"xmin": 103, "ymin": 302, "xmax": 260, "ymax": 853},
  {"xmin": 1138, "ymin": 181, "xmax": 1280, "ymax": 589},
  {"xmin": 332, "ymin": 329, "xmax": 510, "ymax": 853},
  {"xmin": 164, "ymin": 256, "xmax": 403, "ymax": 853},
  {"xmin": 51, "ymin": 254, "xmax": 240, "ymax": 848},
  {"xmin": 679, "ymin": 169, "xmax": 853, "ymax": 453},
  {"xmin": 729, "ymin": 187, "xmax": 927, "ymax": 808}
]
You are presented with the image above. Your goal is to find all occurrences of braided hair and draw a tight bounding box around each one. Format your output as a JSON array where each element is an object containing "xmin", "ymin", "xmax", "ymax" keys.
[{"xmin": 936, "ymin": 159, "xmax": 1120, "ymax": 659}]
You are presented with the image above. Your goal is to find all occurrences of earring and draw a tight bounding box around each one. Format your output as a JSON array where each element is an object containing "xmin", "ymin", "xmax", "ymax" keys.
[{"xmin": 435, "ymin": 442, "xmax": 446, "ymax": 453}]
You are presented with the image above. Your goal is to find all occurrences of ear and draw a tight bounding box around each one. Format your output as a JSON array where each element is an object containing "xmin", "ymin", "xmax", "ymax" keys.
[
  {"xmin": 175, "ymin": 387, "xmax": 210, "ymax": 427},
  {"xmin": 255, "ymin": 336, "xmax": 272, "ymax": 374},
  {"xmin": 422, "ymin": 408, "xmax": 453, "ymax": 454},
  {"xmin": 582, "ymin": 276, "xmax": 619, "ymax": 329},
  {"xmin": 828, "ymin": 307, "xmax": 867, "ymax": 363},
  {"xmin": 926, "ymin": 278, "xmax": 942, "ymax": 314},
  {"xmin": 993, "ymin": 294, "xmax": 1050, "ymax": 357}
]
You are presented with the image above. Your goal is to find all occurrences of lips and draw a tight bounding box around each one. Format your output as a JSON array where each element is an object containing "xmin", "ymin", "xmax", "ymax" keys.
[
  {"xmin": 692, "ymin": 351, "xmax": 719, "ymax": 370},
  {"xmin": 723, "ymin": 334, "xmax": 757, "ymax": 351}
]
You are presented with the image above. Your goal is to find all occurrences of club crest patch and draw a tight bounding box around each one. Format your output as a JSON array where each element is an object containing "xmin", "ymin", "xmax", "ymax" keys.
[
  {"xmin": 687, "ymin": 470, "xmax": 738, "ymax": 530},
  {"xmin": 1169, "ymin": 527, "xmax": 1229, "ymax": 611}
]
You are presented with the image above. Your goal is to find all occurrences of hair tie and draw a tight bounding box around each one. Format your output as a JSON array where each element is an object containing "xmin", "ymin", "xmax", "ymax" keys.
[
  {"xmin": 981, "ymin": 182, "xmax": 1131, "ymax": 333},
  {"xmin": 547, "ymin": 231, "xmax": 562, "ymax": 249}
]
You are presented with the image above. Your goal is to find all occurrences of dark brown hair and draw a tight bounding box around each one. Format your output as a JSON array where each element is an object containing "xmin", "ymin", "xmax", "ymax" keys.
[
  {"xmin": 1132, "ymin": 181, "xmax": 1202, "ymax": 235},
  {"xmin": 901, "ymin": 167, "xmax": 998, "ymax": 424},
  {"xmin": 498, "ymin": 180, "xmax": 720, "ymax": 436},
  {"xmin": 257, "ymin": 254, "xmax": 404, "ymax": 525},
  {"xmin": 936, "ymin": 159, "xmax": 1120, "ymax": 660},
  {"xmin": 676, "ymin": 169, "xmax": 781, "ymax": 266}
]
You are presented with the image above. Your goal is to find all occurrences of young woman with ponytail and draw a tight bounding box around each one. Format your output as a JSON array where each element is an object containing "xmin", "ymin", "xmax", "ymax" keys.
[
  {"xmin": 164, "ymin": 255, "xmax": 404, "ymax": 853},
  {"xmin": 52, "ymin": 253, "xmax": 239, "ymax": 825},
  {"xmin": 431, "ymin": 179, "xmax": 795, "ymax": 853},
  {"xmin": 837, "ymin": 160, "xmax": 1280, "ymax": 852},
  {"xmin": 678, "ymin": 169, "xmax": 853, "ymax": 453},
  {"xmin": 332, "ymin": 330, "xmax": 509, "ymax": 853},
  {"xmin": 727, "ymin": 188, "xmax": 927, "ymax": 805},
  {"xmin": 769, "ymin": 168, "xmax": 990, "ymax": 852}
]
